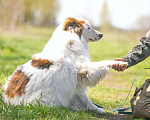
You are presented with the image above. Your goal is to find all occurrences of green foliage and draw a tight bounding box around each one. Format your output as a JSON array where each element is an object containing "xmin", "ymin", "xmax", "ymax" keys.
[
  {"xmin": 0, "ymin": 26, "xmax": 149, "ymax": 119},
  {"xmin": 0, "ymin": 0, "xmax": 57, "ymax": 30}
]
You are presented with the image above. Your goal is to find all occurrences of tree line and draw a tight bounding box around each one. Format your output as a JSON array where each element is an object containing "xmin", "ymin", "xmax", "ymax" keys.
[{"xmin": 0, "ymin": 0, "xmax": 57, "ymax": 30}]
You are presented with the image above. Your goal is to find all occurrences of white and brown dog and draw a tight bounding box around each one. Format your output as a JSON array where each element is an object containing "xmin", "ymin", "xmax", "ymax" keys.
[{"xmin": 3, "ymin": 17, "xmax": 127, "ymax": 114}]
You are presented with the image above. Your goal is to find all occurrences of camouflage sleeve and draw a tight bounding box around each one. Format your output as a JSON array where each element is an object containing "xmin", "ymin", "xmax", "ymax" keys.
[{"xmin": 122, "ymin": 36, "xmax": 150, "ymax": 68}]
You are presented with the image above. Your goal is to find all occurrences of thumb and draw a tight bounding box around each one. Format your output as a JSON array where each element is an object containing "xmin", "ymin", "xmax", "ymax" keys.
[
  {"xmin": 113, "ymin": 58, "xmax": 125, "ymax": 62},
  {"xmin": 146, "ymin": 30, "xmax": 150, "ymax": 38}
]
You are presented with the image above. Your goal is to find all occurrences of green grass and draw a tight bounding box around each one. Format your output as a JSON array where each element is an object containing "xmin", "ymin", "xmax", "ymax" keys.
[
  {"xmin": 0, "ymin": 94, "xmax": 99, "ymax": 120},
  {"xmin": 0, "ymin": 26, "xmax": 149, "ymax": 119}
]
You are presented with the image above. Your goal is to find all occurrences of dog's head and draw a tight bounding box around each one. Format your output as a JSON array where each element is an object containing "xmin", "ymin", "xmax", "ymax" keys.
[{"xmin": 62, "ymin": 17, "xmax": 103, "ymax": 42}]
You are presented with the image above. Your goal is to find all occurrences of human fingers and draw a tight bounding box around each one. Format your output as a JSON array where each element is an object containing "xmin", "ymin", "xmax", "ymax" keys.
[
  {"xmin": 113, "ymin": 58, "xmax": 125, "ymax": 62},
  {"xmin": 120, "ymin": 64, "xmax": 127, "ymax": 71}
]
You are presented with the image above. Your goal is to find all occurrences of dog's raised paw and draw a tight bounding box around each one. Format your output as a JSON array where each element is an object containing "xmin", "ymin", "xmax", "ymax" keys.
[
  {"xmin": 118, "ymin": 61, "xmax": 128, "ymax": 68},
  {"xmin": 112, "ymin": 61, "xmax": 128, "ymax": 68}
]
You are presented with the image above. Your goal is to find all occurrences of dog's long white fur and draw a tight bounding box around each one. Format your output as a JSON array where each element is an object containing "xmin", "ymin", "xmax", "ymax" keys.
[{"xmin": 3, "ymin": 18, "xmax": 128, "ymax": 114}]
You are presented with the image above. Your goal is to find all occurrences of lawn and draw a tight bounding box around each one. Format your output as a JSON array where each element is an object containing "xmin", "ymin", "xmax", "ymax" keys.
[{"xmin": 0, "ymin": 26, "xmax": 149, "ymax": 119}]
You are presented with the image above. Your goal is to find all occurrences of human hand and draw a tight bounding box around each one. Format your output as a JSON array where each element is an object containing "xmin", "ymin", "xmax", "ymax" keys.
[{"xmin": 112, "ymin": 58, "xmax": 128, "ymax": 72}]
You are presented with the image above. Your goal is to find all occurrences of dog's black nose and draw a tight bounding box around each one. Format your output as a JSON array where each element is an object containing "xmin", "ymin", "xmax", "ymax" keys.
[{"xmin": 99, "ymin": 34, "xmax": 103, "ymax": 38}]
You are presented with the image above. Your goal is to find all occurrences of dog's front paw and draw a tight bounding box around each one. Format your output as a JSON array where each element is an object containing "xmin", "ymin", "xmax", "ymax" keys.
[
  {"xmin": 112, "ymin": 61, "xmax": 128, "ymax": 71},
  {"xmin": 96, "ymin": 108, "xmax": 106, "ymax": 114},
  {"xmin": 117, "ymin": 61, "xmax": 128, "ymax": 68}
]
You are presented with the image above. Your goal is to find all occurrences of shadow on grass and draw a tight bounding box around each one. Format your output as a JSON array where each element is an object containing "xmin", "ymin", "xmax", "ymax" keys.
[{"xmin": 91, "ymin": 112, "xmax": 133, "ymax": 120}]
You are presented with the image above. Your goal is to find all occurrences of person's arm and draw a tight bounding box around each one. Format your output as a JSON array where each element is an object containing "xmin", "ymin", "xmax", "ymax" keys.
[
  {"xmin": 122, "ymin": 36, "xmax": 150, "ymax": 68},
  {"xmin": 113, "ymin": 30, "xmax": 150, "ymax": 71}
]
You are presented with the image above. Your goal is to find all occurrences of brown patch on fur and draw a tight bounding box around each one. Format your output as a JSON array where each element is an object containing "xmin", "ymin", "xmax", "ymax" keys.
[
  {"xmin": 5, "ymin": 70, "xmax": 30, "ymax": 98},
  {"xmin": 63, "ymin": 18, "xmax": 85, "ymax": 38},
  {"xmin": 31, "ymin": 58, "xmax": 53, "ymax": 69},
  {"xmin": 79, "ymin": 20, "xmax": 85, "ymax": 25}
]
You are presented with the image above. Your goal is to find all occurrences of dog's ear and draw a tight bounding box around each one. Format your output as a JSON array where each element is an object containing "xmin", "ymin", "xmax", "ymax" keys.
[{"xmin": 63, "ymin": 18, "xmax": 85, "ymax": 38}]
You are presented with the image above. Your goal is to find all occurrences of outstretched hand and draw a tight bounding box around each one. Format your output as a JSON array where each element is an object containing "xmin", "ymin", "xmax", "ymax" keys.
[{"xmin": 112, "ymin": 58, "xmax": 127, "ymax": 72}]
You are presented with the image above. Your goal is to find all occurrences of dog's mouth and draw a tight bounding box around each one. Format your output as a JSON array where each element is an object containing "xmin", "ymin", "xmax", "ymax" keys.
[
  {"xmin": 89, "ymin": 38, "xmax": 101, "ymax": 42},
  {"xmin": 88, "ymin": 34, "xmax": 103, "ymax": 42},
  {"xmin": 89, "ymin": 39, "xmax": 95, "ymax": 41}
]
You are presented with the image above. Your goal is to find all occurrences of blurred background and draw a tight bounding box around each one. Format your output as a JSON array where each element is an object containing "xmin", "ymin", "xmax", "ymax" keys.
[
  {"xmin": 0, "ymin": 1, "xmax": 150, "ymax": 118},
  {"xmin": 0, "ymin": 0, "xmax": 150, "ymax": 31}
]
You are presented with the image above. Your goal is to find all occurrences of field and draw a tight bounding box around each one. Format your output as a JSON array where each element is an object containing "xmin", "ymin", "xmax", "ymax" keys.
[{"xmin": 0, "ymin": 25, "xmax": 149, "ymax": 120}]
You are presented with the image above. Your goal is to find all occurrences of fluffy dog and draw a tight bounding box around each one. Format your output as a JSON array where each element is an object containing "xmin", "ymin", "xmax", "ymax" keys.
[{"xmin": 3, "ymin": 17, "xmax": 127, "ymax": 114}]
